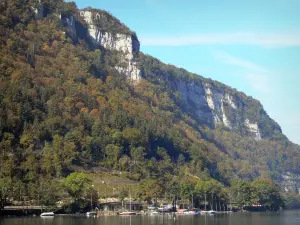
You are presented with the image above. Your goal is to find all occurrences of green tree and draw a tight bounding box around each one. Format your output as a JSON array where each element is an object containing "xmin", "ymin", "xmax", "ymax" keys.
[
  {"xmin": 105, "ymin": 144, "xmax": 123, "ymax": 169},
  {"xmin": 64, "ymin": 172, "xmax": 91, "ymax": 203},
  {"xmin": 0, "ymin": 177, "xmax": 12, "ymax": 215},
  {"xmin": 251, "ymin": 178, "xmax": 284, "ymax": 211},
  {"xmin": 166, "ymin": 178, "xmax": 180, "ymax": 210},
  {"xmin": 231, "ymin": 180, "xmax": 253, "ymax": 209},
  {"xmin": 180, "ymin": 183, "xmax": 195, "ymax": 201}
]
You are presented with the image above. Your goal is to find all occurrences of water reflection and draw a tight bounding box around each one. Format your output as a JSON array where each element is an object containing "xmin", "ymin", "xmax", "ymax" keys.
[{"xmin": 2, "ymin": 211, "xmax": 300, "ymax": 225}]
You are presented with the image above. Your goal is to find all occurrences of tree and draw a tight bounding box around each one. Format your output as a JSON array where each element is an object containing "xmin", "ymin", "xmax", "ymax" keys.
[
  {"xmin": 251, "ymin": 178, "xmax": 284, "ymax": 211},
  {"xmin": 166, "ymin": 178, "xmax": 180, "ymax": 210},
  {"xmin": 0, "ymin": 177, "xmax": 12, "ymax": 215},
  {"xmin": 119, "ymin": 188, "xmax": 129, "ymax": 202},
  {"xmin": 231, "ymin": 180, "xmax": 253, "ymax": 209},
  {"xmin": 195, "ymin": 179, "xmax": 223, "ymax": 210},
  {"xmin": 105, "ymin": 144, "xmax": 124, "ymax": 169},
  {"xmin": 64, "ymin": 172, "xmax": 91, "ymax": 202},
  {"xmin": 180, "ymin": 183, "xmax": 195, "ymax": 201},
  {"xmin": 137, "ymin": 179, "xmax": 164, "ymax": 203}
]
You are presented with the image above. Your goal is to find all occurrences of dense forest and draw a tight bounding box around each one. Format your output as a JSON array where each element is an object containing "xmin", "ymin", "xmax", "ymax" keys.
[{"xmin": 0, "ymin": 0, "xmax": 300, "ymax": 213}]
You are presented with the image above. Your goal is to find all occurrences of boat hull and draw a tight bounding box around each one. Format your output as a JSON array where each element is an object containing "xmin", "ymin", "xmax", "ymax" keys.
[
  {"xmin": 119, "ymin": 212, "xmax": 136, "ymax": 215},
  {"xmin": 40, "ymin": 212, "xmax": 55, "ymax": 217}
]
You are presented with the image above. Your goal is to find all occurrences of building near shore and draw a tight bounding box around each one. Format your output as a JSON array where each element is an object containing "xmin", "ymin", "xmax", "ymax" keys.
[{"xmin": 99, "ymin": 202, "xmax": 141, "ymax": 211}]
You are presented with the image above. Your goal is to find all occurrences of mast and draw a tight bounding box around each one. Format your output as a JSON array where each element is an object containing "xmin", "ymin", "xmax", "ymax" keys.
[
  {"xmin": 205, "ymin": 193, "xmax": 207, "ymax": 211},
  {"xmin": 129, "ymin": 190, "xmax": 131, "ymax": 211}
]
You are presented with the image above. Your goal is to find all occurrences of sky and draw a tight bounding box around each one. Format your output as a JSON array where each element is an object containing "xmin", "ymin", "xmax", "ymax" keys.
[{"xmin": 74, "ymin": 0, "xmax": 300, "ymax": 145}]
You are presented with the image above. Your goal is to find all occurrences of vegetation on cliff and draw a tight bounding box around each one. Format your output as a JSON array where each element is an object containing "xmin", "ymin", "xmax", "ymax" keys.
[{"xmin": 0, "ymin": 0, "xmax": 299, "ymax": 213}]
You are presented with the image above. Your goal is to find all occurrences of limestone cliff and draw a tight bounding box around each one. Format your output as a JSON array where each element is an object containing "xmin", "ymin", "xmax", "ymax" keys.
[
  {"xmin": 29, "ymin": 5, "xmax": 141, "ymax": 82},
  {"xmin": 278, "ymin": 172, "xmax": 300, "ymax": 193},
  {"xmin": 80, "ymin": 10, "xmax": 141, "ymax": 83},
  {"xmin": 140, "ymin": 55, "xmax": 282, "ymax": 140},
  {"xmin": 174, "ymin": 79, "xmax": 265, "ymax": 138},
  {"xmin": 175, "ymin": 78, "xmax": 283, "ymax": 139}
]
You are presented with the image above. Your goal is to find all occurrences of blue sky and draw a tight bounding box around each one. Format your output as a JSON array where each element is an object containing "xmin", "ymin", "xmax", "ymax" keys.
[{"xmin": 74, "ymin": 0, "xmax": 300, "ymax": 145}]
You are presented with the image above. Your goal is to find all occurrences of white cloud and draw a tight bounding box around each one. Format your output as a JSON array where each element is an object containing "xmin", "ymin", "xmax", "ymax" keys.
[
  {"xmin": 141, "ymin": 32, "xmax": 300, "ymax": 48},
  {"xmin": 213, "ymin": 51, "xmax": 271, "ymax": 93},
  {"xmin": 213, "ymin": 51, "xmax": 266, "ymax": 73}
]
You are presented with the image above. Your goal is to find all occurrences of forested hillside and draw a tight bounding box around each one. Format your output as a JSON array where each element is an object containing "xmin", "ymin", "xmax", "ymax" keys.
[{"xmin": 1, "ymin": 0, "xmax": 300, "ymax": 211}]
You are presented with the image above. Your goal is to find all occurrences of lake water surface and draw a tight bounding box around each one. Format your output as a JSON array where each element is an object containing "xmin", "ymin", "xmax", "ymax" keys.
[{"xmin": 2, "ymin": 210, "xmax": 300, "ymax": 225}]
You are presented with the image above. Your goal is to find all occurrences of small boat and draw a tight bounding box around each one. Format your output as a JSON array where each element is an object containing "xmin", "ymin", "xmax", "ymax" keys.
[
  {"xmin": 185, "ymin": 210, "xmax": 198, "ymax": 215},
  {"xmin": 176, "ymin": 209, "xmax": 200, "ymax": 216},
  {"xmin": 149, "ymin": 211, "xmax": 159, "ymax": 215},
  {"xmin": 40, "ymin": 212, "xmax": 55, "ymax": 217},
  {"xmin": 86, "ymin": 212, "xmax": 97, "ymax": 216},
  {"xmin": 119, "ymin": 211, "xmax": 136, "ymax": 215},
  {"xmin": 208, "ymin": 210, "xmax": 216, "ymax": 215},
  {"xmin": 200, "ymin": 210, "xmax": 216, "ymax": 215},
  {"xmin": 158, "ymin": 206, "xmax": 172, "ymax": 212},
  {"xmin": 148, "ymin": 205, "xmax": 157, "ymax": 210}
]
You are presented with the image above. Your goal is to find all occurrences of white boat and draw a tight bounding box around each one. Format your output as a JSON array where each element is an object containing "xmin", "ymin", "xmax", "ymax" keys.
[
  {"xmin": 185, "ymin": 210, "xmax": 198, "ymax": 215},
  {"xmin": 200, "ymin": 210, "xmax": 216, "ymax": 215},
  {"xmin": 148, "ymin": 205, "xmax": 157, "ymax": 210},
  {"xmin": 40, "ymin": 212, "xmax": 55, "ymax": 217},
  {"xmin": 149, "ymin": 211, "xmax": 159, "ymax": 215},
  {"xmin": 119, "ymin": 211, "xmax": 136, "ymax": 215},
  {"xmin": 86, "ymin": 212, "xmax": 97, "ymax": 216},
  {"xmin": 208, "ymin": 210, "xmax": 216, "ymax": 215}
]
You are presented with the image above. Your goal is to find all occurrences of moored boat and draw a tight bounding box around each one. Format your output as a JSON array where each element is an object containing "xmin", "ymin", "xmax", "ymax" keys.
[
  {"xmin": 148, "ymin": 211, "xmax": 159, "ymax": 215},
  {"xmin": 119, "ymin": 211, "xmax": 136, "ymax": 215},
  {"xmin": 208, "ymin": 210, "xmax": 216, "ymax": 215},
  {"xmin": 176, "ymin": 209, "xmax": 200, "ymax": 216},
  {"xmin": 40, "ymin": 212, "xmax": 55, "ymax": 217},
  {"xmin": 200, "ymin": 210, "xmax": 216, "ymax": 215},
  {"xmin": 148, "ymin": 205, "xmax": 157, "ymax": 210},
  {"xmin": 86, "ymin": 212, "xmax": 97, "ymax": 216}
]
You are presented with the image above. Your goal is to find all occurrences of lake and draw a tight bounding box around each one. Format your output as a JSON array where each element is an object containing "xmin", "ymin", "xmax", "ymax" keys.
[{"xmin": 1, "ymin": 210, "xmax": 300, "ymax": 225}]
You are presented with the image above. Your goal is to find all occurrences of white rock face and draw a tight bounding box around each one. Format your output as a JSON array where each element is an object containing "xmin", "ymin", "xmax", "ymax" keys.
[
  {"xmin": 204, "ymin": 86, "xmax": 214, "ymax": 110},
  {"xmin": 176, "ymin": 80, "xmax": 213, "ymax": 125},
  {"xmin": 80, "ymin": 10, "xmax": 141, "ymax": 83},
  {"xmin": 278, "ymin": 172, "xmax": 300, "ymax": 194},
  {"xmin": 176, "ymin": 79, "xmax": 263, "ymax": 137},
  {"xmin": 204, "ymin": 83, "xmax": 233, "ymax": 129},
  {"xmin": 244, "ymin": 119, "xmax": 261, "ymax": 139},
  {"xmin": 221, "ymin": 102, "xmax": 231, "ymax": 129}
]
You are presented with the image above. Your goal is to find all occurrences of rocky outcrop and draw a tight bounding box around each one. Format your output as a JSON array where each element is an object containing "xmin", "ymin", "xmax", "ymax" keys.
[
  {"xmin": 277, "ymin": 172, "xmax": 300, "ymax": 193},
  {"xmin": 204, "ymin": 83, "xmax": 237, "ymax": 130},
  {"xmin": 244, "ymin": 119, "xmax": 261, "ymax": 139},
  {"xmin": 61, "ymin": 15, "xmax": 77, "ymax": 40},
  {"xmin": 80, "ymin": 10, "xmax": 141, "ymax": 83},
  {"xmin": 31, "ymin": 1, "xmax": 76, "ymax": 41},
  {"xmin": 176, "ymin": 80, "xmax": 214, "ymax": 126},
  {"xmin": 175, "ymin": 79, "xmax": 263, "ymax": 139}
]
